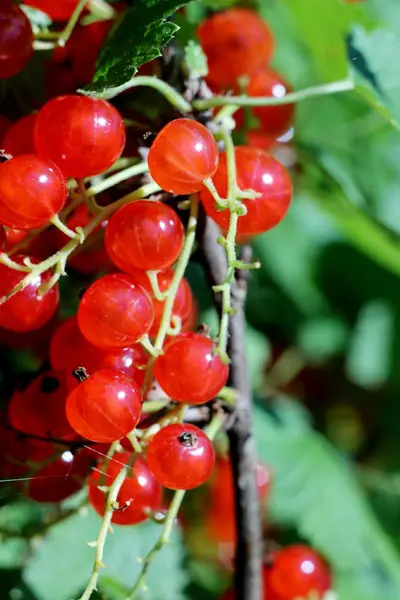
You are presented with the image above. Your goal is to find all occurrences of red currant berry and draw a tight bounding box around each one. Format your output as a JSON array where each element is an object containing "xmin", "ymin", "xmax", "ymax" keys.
[
  {"xmin": 9, "ymin": 370, "xmax": 77, "ymax": 441},
  {"xmin": 200, "ymin": 147, "xmax": 292, "ymax": 236},
  {"xmin": 89, "ymin": 452, "xmax": 162, "ymax": 525},
  {"xmin": 27, "ymin": 451, "xmax": 91, "ymax": 503},
  {"xmin": 78, "ymin": 273, "xmax": 154, "ymax": 350},
  {"xmin": 148, "ymin": 118, "xmax": 219, "ymax": 195},
  {"xmin": 53, "ymin": 204, "xmax": 111, "ymax": 274},
  {"xmin": 50, "ymin": 316, "xmax": 148, "ymax": 390},
  {"xmin": 105, "ymin": 201, "xmax": 184, "ymax": 274},
  {"xmin": 66, "ymin": 368, "xmax": 142, "ymax": 442},
  {"xmin": 0, "ymin": 255, "xmax": 59, "ymax": 332},
  {"xmin": 34, "ymin": 95, "xmax": 126, "ymax": 178},
  {"xmin": 268, "ymin": 545, "xmax": 332, "ymax": 600},
  {"xmin": 0, "ymin": 154, "xmax": 67, "ymax": 230},
  {"xmin": 3, "ymin": 113, "xmax": 37, "ymax": 156},
  {"xmin": 0, "ymin": 3, "xmax": 33, "ymax": 79},
  {"xmin": 197, "ymin": 9, "xmax": 274, "ymax": 89},
  {"xmin": 147, "ymin": 423, "xmax": 215, "ymax": 490},
  {"xmin": 154, "ymin": 332, "xmax": 228, "ymax": 404},
  {"xmin": 247, "ymin": 69, "xmax": 294, "ymax": 139},
  {"xmin": 24, "ymin": 0, "xmax": 80, "ymax": 21},
  {"xmin": 130, "ymin": 270, "xmax": 193, "ymax": 338}
]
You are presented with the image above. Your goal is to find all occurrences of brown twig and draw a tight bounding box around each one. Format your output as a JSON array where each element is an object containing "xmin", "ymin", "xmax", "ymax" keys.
[{"xmin": 199, "ymin": 214, "xmax": 263, "ymax": 600}]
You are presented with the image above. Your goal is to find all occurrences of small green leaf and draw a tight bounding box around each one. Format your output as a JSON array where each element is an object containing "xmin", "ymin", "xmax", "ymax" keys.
[
  {"xmin": 297, "ymin": 316, "xmax": 348, "ymax": 364},
  {"xmin": 86, "ymin": 0, "xmax": 191, "ymax": 94},
  {"xmin": 184, "ymin": 40, "xmax": 208, "ymax": 79}
]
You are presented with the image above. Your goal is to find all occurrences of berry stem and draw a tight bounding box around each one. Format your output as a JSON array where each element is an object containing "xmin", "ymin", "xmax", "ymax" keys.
[
  {"xmin": 50, "ymin": 215, "xmax": 83, "ymax": 240},
  {"xmin": 58, "ymin": 0, "xmax": 90, "ymax": 47},
  {"xmin": 215, "ymin": 128, "xmax": 241, "ymax": 362},
  {"xmin": 80, "ymin": 76, "xmax": 192, "ymax": 114},
  {"xmin": 192, "ymin": 77, "xmax": 355, "ymax": 111},
  {"xmin": 77, "ymin": 456, "xmax": 133, "ymax": 600},
  {"xmin": 87, "ymin": 161, "xmax": 149, "ymax": 197},
  {"xmin": 146, "ymin": 270, "xmax": 167, "ymax": 302},
  {"xmin": 126, "ymin": 412, "xmax": 225, "ymax": 600}
]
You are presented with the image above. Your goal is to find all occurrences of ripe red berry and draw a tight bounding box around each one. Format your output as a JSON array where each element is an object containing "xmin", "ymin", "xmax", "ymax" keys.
[
  {"xmin": 0, "ymin": 255, "xmax": 59, "ymax": 332},
  {"xmin": 197, "ymin": 9, "xmax": 274, "ymax": 89},
  {"xmin": 147, "ymin": 423, "xmax": 215, "ymax": 490},
  {"xmin": 78, "ymin": 273, "xmax": 154, "ymax": 350},
  {"xmin": 0, "ymin": 154, "xmax": 67, "ymax": 230},
  {"xmin": 34, "ymin": 95, "xmax": 126, "ymax": 178},
  {"xmin": 8, "ymin": 371, "xmax": 77, "ymax": 441},
  {"xmin": 247, "ymin": 69, "xmax": 294, "ymax": 139},
  {"xmin": 89, "ymin": 452, "xmax": 162, "ymax": 525},
  {"xmin": 267, "ymin": 545, "xmax": 332, "ymax": 600},
  {"xmin": 105, "ymin": 201, "xmax": 184, "ymax": 274},
  {"xmin": 27, "ymin": 451, "xmax": 91, "ymax": 503},
  {"xmin": 130, "ymin": 269, "xmax": 193, "ymax": 338},
  {"xmin": 66, "ymin": 368, "xmax": 143, "ymax": 443},
  {"xmin": 148, "ymin": 118, "xmax": 219, "ymax": 195},
  {"xmin": 200, "ymin": 147, "xmax": 292, "ymax": 236},
  {"xmin": 154, "ymin": 333, "xmax": 228, "ymax": 404},
  {"xmin": 3, "ymin": 114, "xmax": 37, "ymax": 156},
  {"xmin": 24, "ymin": 0, "xmax": 81, "ymax": 21},
  {"xmin": 50, "ymin": 316, "xmax": 148, "ymax": 390},
  {"xmin": 0, "ymin": 3, "xmax": 33, "ymax": 79}
]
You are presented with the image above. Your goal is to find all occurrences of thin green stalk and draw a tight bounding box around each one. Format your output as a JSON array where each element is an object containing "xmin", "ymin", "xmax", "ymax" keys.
[
  {"xmin": 126, "ymin": 413, "xmax": 225, "ymax": 599},
  {"xmin": 87, "ymin": 162, "xmax": 149, "ymax": 196},
  {"xmin": 193, "ymin": 77, "xmax": 354, "ymax": 111},
  {"xmin": 80, "ymin": 76, "xmax": 192, "ymax": 113},
  {"xmin": 58, "ymin": 0, "xmax": 90, "ymax": 46}
]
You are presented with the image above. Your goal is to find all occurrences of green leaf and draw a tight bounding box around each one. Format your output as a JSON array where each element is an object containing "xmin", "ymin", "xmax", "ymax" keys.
[
  {"xmin": 24, "ymin": 508, "xmax": 187, "ymax": 600},
  {"xmin": 345, "ymin": 299, "xmax": 394, "ymax": 389},
  {"xmin": 350, "ymin": 25, "xmax": 400, "ymax": 132},
  {"xmin": 254, "ymin": 399, "xmax": 400, "ymax": 600},
  {"xmin": 297, "ymin": 316, "xmax": 348, "ymax": 364},
  {"xmin": 86, "ymin": 0, "xmax": 191, "ymax": 94}
]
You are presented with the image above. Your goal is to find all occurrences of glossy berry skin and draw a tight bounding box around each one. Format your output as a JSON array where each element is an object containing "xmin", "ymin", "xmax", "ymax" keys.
[
  {"xmin": 34, "ymin": 95, "xmax": 126, "ymax": 178},
  {"xmin": 147, "ymin": 424, "xmax": 215, "ymax": 490},
  {"xmin": 105, "ymin": 201, "xmax": 184, "ymax": 273},
  {"xmin": 24, "ymin": 0, "xmax": 80, "ymax": 22},
  {"xmin": 78, "ymin": 273, "xmax": 154, "ymax": 350},
  {"xmin": 50, "ymin": 316, "xmax": 148, "ymax": 390},
  {"xmin": 0, "ymin": 3, "xmax": 33, "ymax": 79},
  {"xmin": 268, "ymin": 545, "xmax": 331, "ymax": 600},
  {"xmin": 197, "ymin": 9, "xmax": 274, "ymax": 89},
  {"xmin": 200, "ymin": 147, "xmax": 292, "ymax": 236},
  {"xmin": 0, "ymin": 154, "xmax": 67, "ymax": 230},
  {"xmin": 130, "ymin": 269, "xmax": 193, "ymax": 338},
  {"xmin": 247, "ymin": 69, "xmax": 294, "ymax": 139},
  {"xmin": 148, "ymin": 118, "xmax": 219, "ymax": 195},
  {"xmin": 0, "ymin": 255, "xmax": 59, "ymax": 332},
  {"xmin": 155, "ymin": 333, "xmax": 228, "ymax": 404},
  {"xmin": 66, "ymin": 368, "xmax": 143, "ymax": 443},
  {"xmin": 3, "ymin": 113, "xmax": 37, "ymax": 156},
  {"xmin": 89, "ymin": 452, "xmax": 162, "ymax": 525},
  {"xmin": 9, "ymin": 371, "xmax": 77, "ymax": 441},
  {"xmin": 27, "ymin": 452, "xmax": 91, "ymax": 503}
]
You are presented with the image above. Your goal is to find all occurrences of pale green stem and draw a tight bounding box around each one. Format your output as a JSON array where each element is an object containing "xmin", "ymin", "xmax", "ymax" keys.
[
  {"xmin": 80, "ymin": 76, "xmax": 192, "ymax": 113},
  {"xmin": 146, "ymin": 270, "xmax": 167, "ymax": 302},
  {"xmin": 126, "ymin": 413, "xmax": 224, "ymax": 599},
  {"xmin": 193, "ymin": 77, "xmax": 355, "ymax": 111},
  {"xmin": 58, "ymin": 0, "xmax": 90, "ymax": 46},
  {"xmin": 87, "ymin": 162, "xmax": 149, "ymax": 196}
]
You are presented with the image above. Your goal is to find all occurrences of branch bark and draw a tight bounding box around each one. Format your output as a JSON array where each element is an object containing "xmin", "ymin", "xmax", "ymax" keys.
[{"xmin": 199, "ymin": 214, "xmax": 263, "ymax": 600}]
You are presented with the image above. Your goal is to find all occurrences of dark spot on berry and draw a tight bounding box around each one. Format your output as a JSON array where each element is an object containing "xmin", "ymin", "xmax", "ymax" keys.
[
  {"xmin": 72, "ymin": 366, "xmax": 89, "ymax": 383},
  {"xmin": 178, "ymin": 431, "xmax": 198, "ymax": 448},
  {"xmin": 40, "ymin": 375, "xmax": 60, "ymax": 394}
]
